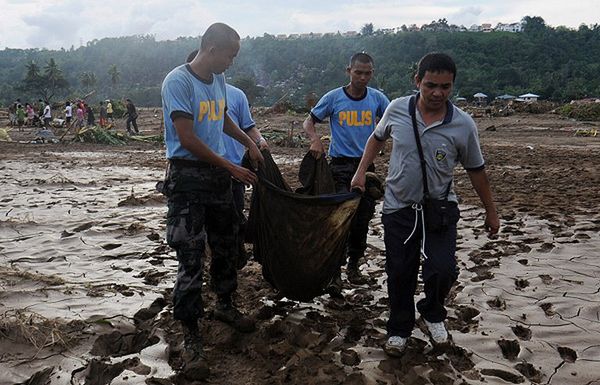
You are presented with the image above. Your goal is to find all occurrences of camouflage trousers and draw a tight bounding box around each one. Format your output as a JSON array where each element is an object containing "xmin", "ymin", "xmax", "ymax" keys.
[
  {"xmin": 330, "ymin": 158, "xmax": 376, "ymax": 266},
  {"xmin": 162, "ymin": 160, "xmax": 239, "ymax": 323}
]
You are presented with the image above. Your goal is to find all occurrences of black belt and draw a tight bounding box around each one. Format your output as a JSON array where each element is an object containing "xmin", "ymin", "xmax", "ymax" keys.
[
  {"xmin": 330, "ymin": 156, "xmax": 362, "ymax": 165},
  {"xmin": 168, "ymin": 158, "xmax": 217, "ymax": 169}
]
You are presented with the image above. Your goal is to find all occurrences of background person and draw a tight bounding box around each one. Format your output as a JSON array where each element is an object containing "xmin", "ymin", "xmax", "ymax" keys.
[
  {"xmin": 99, "ymin": 101, "xmax": 108, "ymax": 127},
  {"xmin": 86, "ymin": 104, "xmax": 95, "ymax": 127},
  {"xmin": 64, "ymin": 101, "xmax": 73, "ymax": 127},
  {"xmin": 16, "ymin": 104, "xmax": 26, "ymax": 130},
  {"xmin": 106, "ymin": 100, "xmax": 114, "ymax": 121},
  {"xmin": 75, "ymin": 103, "xmax": 85, "ymax": 129},
  {"xmin": 124, "ymin": 98, "xmax": 139, "ymax": 134},
  {"xmin": 42, "ymin": 101, "xmax": 52, "ymax": 128},
  {"xmin": 26, "ymin": 103, "xmax": 35, "ymax": 126}
]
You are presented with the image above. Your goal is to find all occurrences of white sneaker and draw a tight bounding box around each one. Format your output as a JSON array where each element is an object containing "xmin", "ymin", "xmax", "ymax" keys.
[
  {"xmin": 384, "ymin": 336, "xmax": 408, "ymax": 356},
  {"xmin": 424, "ymin": 319, "xmax": 448, "ymax": 343}
]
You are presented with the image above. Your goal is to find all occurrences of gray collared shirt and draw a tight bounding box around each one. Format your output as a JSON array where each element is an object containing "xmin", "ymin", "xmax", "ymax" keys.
[{"xmin": 374, "ymin": 95, "xmax": 485, "ymax": 214}]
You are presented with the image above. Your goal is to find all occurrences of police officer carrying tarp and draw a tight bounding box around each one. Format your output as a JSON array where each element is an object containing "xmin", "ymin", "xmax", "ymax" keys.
[
  {"xmin": 303, "ymin": 52, "xmax": 390, "ymax": 296},
  {"xmin": 160, "ymin": 22, "xmax": 264, "ymax": 378}
]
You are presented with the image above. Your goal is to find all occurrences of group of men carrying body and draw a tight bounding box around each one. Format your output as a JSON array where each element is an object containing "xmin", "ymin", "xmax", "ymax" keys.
[{"xmin": 160, "ymin": 22, "xmax": 500, "ymax": 377}]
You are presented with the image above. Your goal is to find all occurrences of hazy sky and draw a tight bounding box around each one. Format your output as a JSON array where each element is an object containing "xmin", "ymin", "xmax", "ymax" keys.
[{"xmin": 1, "ymin": 0, "xmax": 598, "ymax": 50}]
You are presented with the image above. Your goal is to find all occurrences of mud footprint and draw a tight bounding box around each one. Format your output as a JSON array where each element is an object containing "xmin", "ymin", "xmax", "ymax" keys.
[
  {"xmin": 135, "ymin": 269, "xmax": 168, "ymax": 285},
  {"xmin": 134, "ymin": 296, "xmax": 167, "ymax": 325},
  {"xmin": 515, "ymin": 278, "xmax": 530, "ymax": 290},
  {"xmin": 539, "ymin": 274, "xmax": 553, "ymax": 284},
  {"xmin": 468, "ymin": 265, "xmax": 494, "ymax": 282},
  {"xmin": 515, "ymin": 362, "xmax": 543, "ymax": 383},
  {"xmin": 540, "ymin": 302, "xmax": 555, "ymax": 316},
  {"xmin": 456, "ymin": 306, "xmax": 480, "ymax": 324},
  {"xmin": 17, "ymin": 367, "xmax": 54, "ymax": 385},
  {"xmin": 487, "ymin": 296, "xmax": 506, "ymax": 310},
  {"xmin": 91, "ymin": 329, "xmax": 160, "ymax": 357},
  {"xmin": 481, "ymin": 368, "xmax": 524, "ymax": 383},
  {"xmin": 511, "ymin": 324, "xmax": 532, "ymax": 341},
  {"xmin": 498, "ymin": 339, "xmax": 520, "ymax": 360},
  {"xmin": 558, "ymin": 346, "xmax": 577, "ymax": 362},
  {"xmin": 81, "ymin": 357, "xmax": 150, "ymax": 385}
]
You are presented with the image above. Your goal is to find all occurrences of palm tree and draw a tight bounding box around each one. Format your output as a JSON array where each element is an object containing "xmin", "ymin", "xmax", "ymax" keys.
[
  {"xmin": 108, "ymin": 64, "xmax": 120, "ymax": 87},
  {"xmin": 44, "ymin": 58, "xmax": 62, "ymax": 84},
  {"xmin": 42, "ymin": 58, "xmax": 68, "ymax": 101},
  {"xmin": 79, "ymin": 71, "xmax": 97, "ymax": 90},
  {"xmin": 25, "ymin": 61, "xmax": 41, "ymax": 81},
  {"xmin": 20, "ymin": 60, "xmax": 42, "ymax": 94}
]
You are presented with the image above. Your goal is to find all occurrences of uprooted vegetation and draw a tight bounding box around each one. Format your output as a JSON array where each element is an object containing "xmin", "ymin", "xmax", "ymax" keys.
[
  {"xmin": 0, "ymin": 266, "xmax": 65, "ymax": 286},
  {"xmin": 0, "ymin": 309, "xmax": 86, "ymax": 350},
  {"xmin": 75, "ymin": 126, "xmax": 163, "ymax": 145},
  {"xmin": 556, "ymin": 102, "xmax": 600, "ymax": 121}
]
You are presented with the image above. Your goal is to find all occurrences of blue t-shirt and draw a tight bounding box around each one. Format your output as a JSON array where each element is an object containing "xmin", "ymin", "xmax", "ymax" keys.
[
  {"xmin": 310, "ymin": 86, "xmax": 390, "ymax": 157},
  {"xmin": 161, "ymin": 64, "xmax": 227, "ymax": 159},
  {"xmin": 223, "ymin": 84, "xmax": 255, "ymax": 165}
]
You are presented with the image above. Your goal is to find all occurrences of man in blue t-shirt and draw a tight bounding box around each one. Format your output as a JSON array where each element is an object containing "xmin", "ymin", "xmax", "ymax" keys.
[
  {"xmin": 161, "ymin": 22, "xmax": 263, "ymax": 377},
  {"xmin": 185, "ymin": 50, "xmax": 268, "ymax": 269},
  {"xmin": 303, "ymin": 52, "xmax": 390, "ymax": 296}
]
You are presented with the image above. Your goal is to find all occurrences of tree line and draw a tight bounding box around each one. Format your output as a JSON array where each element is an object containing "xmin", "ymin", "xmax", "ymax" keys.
[{"xmin": 0, "ymin": 17, "xmax": 599, "ymax": 109}]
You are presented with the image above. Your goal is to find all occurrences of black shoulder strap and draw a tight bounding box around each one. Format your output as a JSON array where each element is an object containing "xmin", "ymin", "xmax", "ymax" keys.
[
  {"xmin": 409, "ymin": 96, "xmax": 430, "ymax": 199},
  {"xmin": 409, "ymin": 95, "xmax": 452, "ymax": 200}
]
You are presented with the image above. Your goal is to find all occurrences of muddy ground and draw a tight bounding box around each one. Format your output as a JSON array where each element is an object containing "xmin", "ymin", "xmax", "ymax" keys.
[{"xmin": 1, "ymin": 110, "xmax": 599, "ymax": 385}]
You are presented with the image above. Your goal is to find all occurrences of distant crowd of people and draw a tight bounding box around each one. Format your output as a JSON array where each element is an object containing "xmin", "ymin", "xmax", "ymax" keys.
[{"xmin": 7, "ymin": 97, "xmax": 139, "ymax": 134}]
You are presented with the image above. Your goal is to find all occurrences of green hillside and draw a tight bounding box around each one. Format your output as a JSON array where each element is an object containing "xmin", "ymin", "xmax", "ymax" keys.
[{"xmin": 1, "ymin": 17, "xmax": 599, "ymax": 109}]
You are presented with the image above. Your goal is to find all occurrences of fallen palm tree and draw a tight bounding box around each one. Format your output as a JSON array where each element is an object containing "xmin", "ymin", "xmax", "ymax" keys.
[
  {"xmin": 0, "ymin": 127, "xmax": 12, "ymax": 142},
  {"xmin": 128, "ymin": 134, "xmax": 164, "ymax": 143},
  {"xmin": 75, "ymin": 126, "xmax": 127, "ymax": 145}
]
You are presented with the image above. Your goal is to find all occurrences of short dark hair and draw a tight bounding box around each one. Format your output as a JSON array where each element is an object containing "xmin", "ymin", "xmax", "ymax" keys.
[
  {"xmin": 416, "ymin": 53, "xmax": 456, "ymax": 80},
  {"xmin": 349, "ymin": 52, "xmax": 374, "ymax": 67},
  {"xmin": 200, "ymin": 23, "xmax": 240, "ymax": 51}
]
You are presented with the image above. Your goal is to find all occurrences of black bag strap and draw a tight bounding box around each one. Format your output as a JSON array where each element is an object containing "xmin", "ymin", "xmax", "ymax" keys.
[
  {"xmin": 409, "ymin": 95, "xmax": 451, "ymax": 200},
  {"xmin": 409, "ymin": 96, "xmax": 430, "ymax": 200}
]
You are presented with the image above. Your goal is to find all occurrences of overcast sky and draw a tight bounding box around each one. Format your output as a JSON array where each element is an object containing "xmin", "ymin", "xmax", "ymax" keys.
[{"xmin": 1, "ymin": 0, "xmax": 598, "ymax": 50}]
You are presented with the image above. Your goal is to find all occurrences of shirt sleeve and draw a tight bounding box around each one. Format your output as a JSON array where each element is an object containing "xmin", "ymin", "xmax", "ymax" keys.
[
  {"xmin": 310, "ymin": 91, "xmax": 334, "ymax": 122},
  {"xmin": 162, "ymin": 73, "xmax": 194, "ymax": 121},
  {"xmin": 373, "ymin": 98, "xmax": 398, "ymax": 141},
  {"xmin": 238, "ymin": 93, "xmax": 255, "ymax": 131},
  {"xmin": 376, "ymin": 91, "xmax": 391, "ymax": 119},
  {"xmin": 459, "ymin": 115, "xmax": 485, "ymax": 170}
]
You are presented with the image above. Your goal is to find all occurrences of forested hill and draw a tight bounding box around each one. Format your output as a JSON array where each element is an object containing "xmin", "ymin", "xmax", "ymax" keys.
[{"xmin": 1, "ymin": 17, "xmax": 599, "ymax": 109}]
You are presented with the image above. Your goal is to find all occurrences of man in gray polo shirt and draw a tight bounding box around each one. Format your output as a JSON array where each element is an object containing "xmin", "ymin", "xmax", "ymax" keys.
[{"xmin": 351, "ymin": 52, "xmax": 499, "ymax": 356}]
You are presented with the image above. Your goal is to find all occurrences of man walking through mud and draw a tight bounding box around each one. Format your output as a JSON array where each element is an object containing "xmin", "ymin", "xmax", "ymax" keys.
[
  {"xmin": 351, "ymin": 52, "xmax": 499, "ymax": 355},
  {"xmin": 160, "ymin": 22, "xmax": 264, "ymax": 379},
  {"xmin": 303, "ymin": 52, "xmax": 390, "ymax": 296},
  {"xmin": 124, "ymin": 98, "xmax": 139, "ymax": 134}
]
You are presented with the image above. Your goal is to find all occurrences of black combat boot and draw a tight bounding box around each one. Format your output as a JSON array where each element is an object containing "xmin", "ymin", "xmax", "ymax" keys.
[
  {"xmin": 180, "ymin": 320, "xmax": 209, "ymax": 380},
  {"xmin": 214, "ymin": 296, "xmax": 255, "ymax": 333},
  {"xmin": 346, "ymin": 262, "xmax": 368, "ymax": 285},
  {"xmin": 326, "ymin": 272, "xmax": 343, "ymax": 298}
]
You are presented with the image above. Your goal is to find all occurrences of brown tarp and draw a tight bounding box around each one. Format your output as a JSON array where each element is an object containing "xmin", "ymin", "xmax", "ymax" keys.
[{"xmin": 246, "ymin": 150, "xmax": 360, "ymax": 301}]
